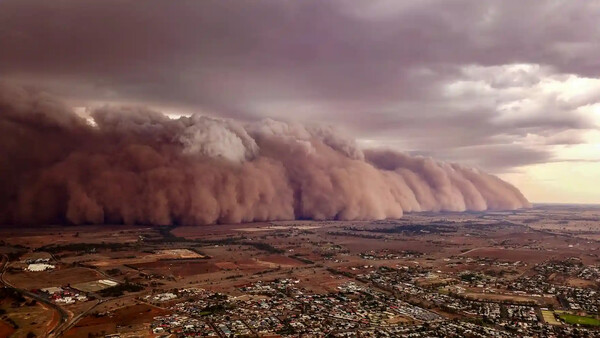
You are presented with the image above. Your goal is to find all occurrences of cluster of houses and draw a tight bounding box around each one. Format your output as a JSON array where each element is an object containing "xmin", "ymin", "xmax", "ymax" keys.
[
  {"xmin": 145, "ymin": 256, "xmax": 600, "ymax": 337},
  {"xmin": 150, "ymin": 279, "xmax": 445, "ymax": 337},
  {"xmin": 446, "ymin": 255, "xmax": 526, "ymax": 269},
  {"xmin": 151, "ymin": 314, "xmax": 217, "ymax": 336},
  {"xmin": 533, "ymin": 258, "xmax": 584, "ymax": 275},
  {"xmin": 37, "ymin": 287, "xmax": 87, "ymax": 304},
  {"xmin": 352, "ymin": 261, "xmax": 600, "ymax": 336},
  {"xmin": 504, "ymin": 260, "xmax": 599, "ymax": 314},
  {"xmin": 505, "ymin": 305, "xmax": 539, "ymax": 322},
  {"xmin": 359, "ymin": 249, "xmax": 422, "ymax": 260},
  {"xmin": 144, "ymin": 288, "xmax": 209, "ymax": 305},
  {"xmin": 558, "ymin": 287, "xmax": 598, "ymax": 313},
  {"xmin": 578, "ymin": 265, "xmax": 600, "ymax": 281},
  {"xmin": 392, "ymin": 321, "xmax": 515, "ymax": 337}
]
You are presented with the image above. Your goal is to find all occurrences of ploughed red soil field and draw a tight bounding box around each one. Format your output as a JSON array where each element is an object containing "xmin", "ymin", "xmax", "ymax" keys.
[
  {"xmin": 0, "ymin": 320, "xmax": 16, "ymax": 337},
  {"xmin": 5, "ymin": 267, "xmax": 105, "ymax": 290},
  {"xmin": 64, "ymin": 304, "xmax": 169, "ymax": 338},
  {"xmin": 258, "ymin": 254, "xmax": 305, "ymax": 266},
  {"xmin": 0, "ymin": 205, "xmax": 598, "ymax": 337},
  {"xmin": 130, "ymin": 260, "xmax": 221, "ymax": 277},
  {"xmin": 0, "ymin": 225, "xmax": 156, "ymax": 248}
]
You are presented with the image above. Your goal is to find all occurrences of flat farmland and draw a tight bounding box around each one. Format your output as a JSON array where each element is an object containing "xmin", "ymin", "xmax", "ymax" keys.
[
  {"xmin": 214, "ymin": 258, "xmax": 277, "ymax": 271},
  {"xmin": 0, "ymin": 295, "xmax": 57, "ymax": 338},
  {"xmin": 256, "ymin": 254, "xmax": 305, "ymax": 267},
  {"xmin": 291, "ymin": 269, "xmax": 354, "ymax": 294},
  {"xmin": 0, "ymin": 320, "xmax": 15, "ymax": 337},
  {"xmin": 461, "ymin": 247, "xmax": 575, "ymax": 263},
  {"xmin": 72, "ymin": 279, "xmax": 118, "ymax": 293},
  {"xmin": 130, "ymin": 260, "xmax": 221, "ymax": 278},
  {"xmin": 0, "ymin": 225, "xmax": 156, "ymax": 249},
  {"xmin": 0, "ymin": 204, "xmax": 599, "ymax": 337},
  {"xmin": 172, "ymin": 222, "xmax": 272, "ymax": 239},
  {"xmin": 4, "ymin": 266, "xmax": 104, "ymax": 289},
  {"xmin": 64, "ymin": 303, "xmax": 169, "ymax": 338},
  {"xmin": 88, "ymin": 248, "xmax": 205, "ymax": 267},
  {"xmin": 333, "ymin": 237, "xmax": 440, "ymax": 254}
]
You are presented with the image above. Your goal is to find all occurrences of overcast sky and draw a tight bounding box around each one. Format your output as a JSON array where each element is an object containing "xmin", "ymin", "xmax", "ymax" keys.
[{"xmin": 1, "ymin": 0, "xmax": 599, "ymax": 203}]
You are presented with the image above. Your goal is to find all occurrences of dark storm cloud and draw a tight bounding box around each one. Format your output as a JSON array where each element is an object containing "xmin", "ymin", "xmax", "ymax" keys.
[
  {"xmin": 0, "ymin": 84, "xmax": 530, "ymax": 225},
  {"xmin": 0, "ymin": 0, "xmax": 599, "ymax": 171}
]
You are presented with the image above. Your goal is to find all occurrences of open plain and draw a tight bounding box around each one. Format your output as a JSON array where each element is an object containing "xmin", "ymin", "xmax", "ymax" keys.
[{"xmin": 1, "ymin": 204, "xmax": 599, "ymax": 337}]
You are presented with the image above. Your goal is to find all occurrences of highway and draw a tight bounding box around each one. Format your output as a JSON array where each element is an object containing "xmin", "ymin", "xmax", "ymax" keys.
[
  {"xmin": 55, "ymin": 299, "xmax": 103, "ymax": 336},
  {"xmin": 0, "ymin": 254, "xmax": 69, "ymax": 337}
]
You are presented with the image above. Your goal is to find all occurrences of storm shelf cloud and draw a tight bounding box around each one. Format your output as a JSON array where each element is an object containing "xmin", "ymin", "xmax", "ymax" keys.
[{"xmin": 0, "ymin": 85, "xmax": 529, "ymax": 226}]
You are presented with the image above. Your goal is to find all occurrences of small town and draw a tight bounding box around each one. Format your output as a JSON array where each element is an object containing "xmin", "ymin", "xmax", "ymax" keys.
[
  {"xmin": 145, "ymin": 260, "xmax": 600, "ymax": 338},
  {"xmin": 1, "ymin": 208, "xmax": 599, "ymax": 337}
]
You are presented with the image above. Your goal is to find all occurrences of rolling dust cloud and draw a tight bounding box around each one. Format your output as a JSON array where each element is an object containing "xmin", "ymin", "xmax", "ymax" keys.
[{"xmin": 0, "ymin": 84, "xmax": 530, "ymax": 226}]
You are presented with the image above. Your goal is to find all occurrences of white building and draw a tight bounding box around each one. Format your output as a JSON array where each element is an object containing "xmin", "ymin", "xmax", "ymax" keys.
[{"xmin": 26, "ymin": 263, "xmax": 55, "ymax": 271}]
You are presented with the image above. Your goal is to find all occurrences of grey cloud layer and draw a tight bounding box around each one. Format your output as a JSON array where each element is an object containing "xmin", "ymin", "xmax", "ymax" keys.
[
  {"xmin": 0, "ymin": 85, "xmax": 529, "ymax": 226},
  {"xmin": 0, "ymin": 0, "xmax": 599, "ymax": 171}
]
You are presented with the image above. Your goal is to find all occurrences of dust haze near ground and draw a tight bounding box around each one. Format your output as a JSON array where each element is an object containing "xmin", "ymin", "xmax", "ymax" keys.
[{"xmin": 0, "ymin": 84, "xmax": 530, "ymax": 226}]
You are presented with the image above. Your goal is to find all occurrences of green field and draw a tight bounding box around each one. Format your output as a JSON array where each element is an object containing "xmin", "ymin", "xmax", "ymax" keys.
[{"xmin": 559, "ymin": 313, "xmax": 600, "ymax": 326}]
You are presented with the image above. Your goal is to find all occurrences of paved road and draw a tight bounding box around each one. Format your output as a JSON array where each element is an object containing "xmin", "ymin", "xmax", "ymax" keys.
[
  {"xmin": 55, "ymin": 299, "xmax": 103, "ymax": 336},
  {"xmin": 0, "ymin": 254, "xmax": 69, "ymax": 337},
  {"xmin": 53, "ymin": 263, "xmax": 135, "ymax": 336}
]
